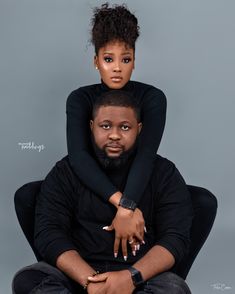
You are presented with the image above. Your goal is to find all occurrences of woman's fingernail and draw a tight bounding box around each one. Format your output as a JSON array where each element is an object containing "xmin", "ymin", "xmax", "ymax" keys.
[
  {"xmin": 124, "ymin": 256, "xmax": 127, "ymax": 261},
  {"xmin": 144, "ymin": 226, "xmax": 147, "ymax": 233},
  {"xmin": 142, "ymin": 240, "xmax": 145, "ymax": 245},
  {"xmin": 102, "ymin": 226, "xmax": 109, "ymax": 230},
  {"xmin": 132, "ymin": 251, "xmax": 136, "ymax": 256},
  {"xmin": 114, "ymin": 253, "xmax": 118, "ymax": 258},
  {"xmin": 137, "ymin": 244, "xmax": 140, "ymax": 251}
]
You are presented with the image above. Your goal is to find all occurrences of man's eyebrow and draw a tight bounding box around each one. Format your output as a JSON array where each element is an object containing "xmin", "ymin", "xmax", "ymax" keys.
[
  {"xmin": 98, "ymin": 119, "xmax": 111, "ymax": 123},
  {"xmin": 120, "ymin": 120, "xmax": 132, "ymax": 124}
]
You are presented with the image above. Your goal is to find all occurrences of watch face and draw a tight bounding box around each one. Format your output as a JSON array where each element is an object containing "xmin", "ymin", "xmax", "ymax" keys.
[
  {"xmin": 129, "ymin": 267, "xmax": 144, "ymax": 287},
  {"xmin": 119, "ymin": 197, "xmax": 137, "ymax": 211},
  {"xmin": 133, "ymin": 271, "xmax": 144, "ymax": 286}
]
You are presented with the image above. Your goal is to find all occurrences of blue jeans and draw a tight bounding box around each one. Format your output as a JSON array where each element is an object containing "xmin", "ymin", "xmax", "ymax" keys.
[{"xmin": 12, "ymin": 261, "xmax": 191, "ymax": 294}]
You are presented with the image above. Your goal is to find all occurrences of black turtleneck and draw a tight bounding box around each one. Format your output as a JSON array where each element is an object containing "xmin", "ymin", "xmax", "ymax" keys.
[
  {"xmin": 66, "ymin": 80, "xmax": 167, "ymax": 203},
  {"xmin": 34, "ymin": 155, "xmax": 192, "ymax": 268}
]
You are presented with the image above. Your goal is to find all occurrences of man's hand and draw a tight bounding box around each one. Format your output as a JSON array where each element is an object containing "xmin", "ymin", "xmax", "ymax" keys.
[
  {"xmin": 103, "ymin": 207, "xmax": 145, "ymax": 260},
  {"xmin": 88, "ymin": 270, "xmax": 135, "ymax": 294},
  {"xmin": 87, "ymin": 281, "xmax": 106, "ymax": 294}
]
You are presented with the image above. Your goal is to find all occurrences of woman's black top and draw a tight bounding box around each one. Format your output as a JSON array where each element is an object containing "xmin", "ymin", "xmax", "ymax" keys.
[{"xmin": 66, "ymin": 80, "xmax": 167, "ymax": 203}]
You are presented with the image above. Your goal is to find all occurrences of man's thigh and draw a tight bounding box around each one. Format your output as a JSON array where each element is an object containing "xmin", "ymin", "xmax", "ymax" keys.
[
  {"xmin": 12, "ymin": 261, "xmax": 83, "ymax": 294},
  {"xmin": 134, "ymin": 272, "xmax": 191, "ymax": 294}
]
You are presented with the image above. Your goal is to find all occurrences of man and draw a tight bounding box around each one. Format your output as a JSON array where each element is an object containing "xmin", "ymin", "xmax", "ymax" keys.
[{"xmin": 12, "ymin": 91, "xmax": 192, "ymax": 293}]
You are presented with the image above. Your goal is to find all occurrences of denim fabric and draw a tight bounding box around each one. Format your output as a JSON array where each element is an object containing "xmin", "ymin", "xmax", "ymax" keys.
[{"xmin": 12, "ymin": 262, "xmax": 191, "ymax": 294}]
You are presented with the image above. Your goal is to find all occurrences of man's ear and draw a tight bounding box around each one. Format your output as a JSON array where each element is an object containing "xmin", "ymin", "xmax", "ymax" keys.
[
  {"xmin": 138, "ymin": 122, "xmax": 142, "ymax": 134},
  {"xmin": 90, "ymin": 120, "xmax": 94, "ymax": 131}
]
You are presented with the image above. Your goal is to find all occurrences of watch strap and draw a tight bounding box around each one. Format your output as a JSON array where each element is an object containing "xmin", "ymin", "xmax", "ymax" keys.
[
  {"xmin": 119, "ymin": 197, "xmax": 137, "ymax": 211},
  {"xmin": 128, "ymin": 266, "xmax": 144, "ymax": 287}
]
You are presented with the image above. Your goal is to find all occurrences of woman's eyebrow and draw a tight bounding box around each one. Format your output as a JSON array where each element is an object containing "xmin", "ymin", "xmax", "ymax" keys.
[{"xmin": 103, "ymin": 51, "xmax": 132, "ymax": 55}]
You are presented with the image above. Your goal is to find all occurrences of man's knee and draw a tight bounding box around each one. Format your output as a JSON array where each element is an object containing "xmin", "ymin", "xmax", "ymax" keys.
[
  {"xmin": 12, "ymin": 262, "xmax": 71, "ymax": 294},
  {"xmin": 12, "ymin": 265, "xmax": 47, "ymax": 294},
  {"xmin": 144, "ymin": 272, "xmax": 191, "ymax": 294}
]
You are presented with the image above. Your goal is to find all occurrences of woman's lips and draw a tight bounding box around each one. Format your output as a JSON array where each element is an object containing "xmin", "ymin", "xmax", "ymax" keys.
[{"xmin": 111, "ymin": 76, "xmax": 123, "ymax": 82}]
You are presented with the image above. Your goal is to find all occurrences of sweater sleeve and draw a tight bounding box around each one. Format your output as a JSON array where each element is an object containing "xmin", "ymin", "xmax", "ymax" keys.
[
  {"xmin": 123, "ymin": 87, "xmax": 167, "ymax": 203},
  {"xmin": 34, "ymin": 159, "xmax": 78, "ymax": 266},
  {"xmin": 153, "ymin": 159, "xmax": 193, "ymax": 264},
  {"xmin": 66, "ymin": 88, "xmax": 118, "ymax": 201}
]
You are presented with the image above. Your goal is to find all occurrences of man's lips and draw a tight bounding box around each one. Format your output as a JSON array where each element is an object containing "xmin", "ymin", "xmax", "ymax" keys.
[{"xmin": 105, "ymin": 143, "xmax": 123, "ymax": 152}]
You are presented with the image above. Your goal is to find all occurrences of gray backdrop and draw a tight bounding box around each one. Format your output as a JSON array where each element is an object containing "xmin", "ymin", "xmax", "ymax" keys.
[{"xmin": 1, "ymin": 0, "xmax": 234, "ymax": 293}]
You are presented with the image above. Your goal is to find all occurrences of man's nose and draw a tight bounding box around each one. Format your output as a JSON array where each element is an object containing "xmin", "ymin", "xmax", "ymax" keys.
[{"xmin": 109, "ymin": 128, "xmax": 121, "ymax": 140}]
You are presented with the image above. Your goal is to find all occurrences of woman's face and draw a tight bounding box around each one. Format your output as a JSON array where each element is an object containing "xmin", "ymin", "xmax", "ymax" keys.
[{"xmin": 94, "ymin": 41, "xmax": 135, "ymax": 89}]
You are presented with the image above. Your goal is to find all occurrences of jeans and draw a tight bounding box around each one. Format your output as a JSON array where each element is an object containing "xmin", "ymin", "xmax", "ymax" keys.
[{"xmin": 12, "ymin": 262, "xmax": 191, "ymax": 294}]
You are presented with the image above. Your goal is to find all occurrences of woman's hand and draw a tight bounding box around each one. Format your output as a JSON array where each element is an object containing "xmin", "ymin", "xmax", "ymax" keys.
[{"xmin": 103, "ymin": 207, "xmax": 145, "ymax": 260}]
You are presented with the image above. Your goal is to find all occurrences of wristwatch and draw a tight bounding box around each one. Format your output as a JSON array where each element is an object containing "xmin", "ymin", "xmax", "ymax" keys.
[
  {"xmin": 119, "ymin": 197, "xmax": 137, "ymax": 211},
  {"xmin": 127, "ymin": 266, "xmax": 144, "ymax": 287}
]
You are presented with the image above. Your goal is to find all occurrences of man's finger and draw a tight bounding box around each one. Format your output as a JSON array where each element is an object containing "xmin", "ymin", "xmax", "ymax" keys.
[{"xmin": 88, "ymin": 273, "xmax": 107, "ymax": 282}]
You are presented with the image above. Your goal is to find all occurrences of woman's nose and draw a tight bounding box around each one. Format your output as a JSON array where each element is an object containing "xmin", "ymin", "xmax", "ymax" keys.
[{"xmin": 113, "ymin": 61, "xmax": 121, "ymax": 72}]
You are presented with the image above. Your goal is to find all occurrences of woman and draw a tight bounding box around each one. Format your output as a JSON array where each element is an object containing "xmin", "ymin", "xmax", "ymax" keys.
[
  {"xmin": 14, "ymin": 3, "xmax": 217, "ymax": 279},
  {"xmin": 66, "ymin": 3, "xmax": 166, "ymax": 259}
]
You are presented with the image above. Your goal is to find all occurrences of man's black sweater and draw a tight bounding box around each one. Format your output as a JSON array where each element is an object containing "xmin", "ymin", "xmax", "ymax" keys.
[{"xmin": 34, "ymin": 154, "xmax": 192, "ymax": 269}]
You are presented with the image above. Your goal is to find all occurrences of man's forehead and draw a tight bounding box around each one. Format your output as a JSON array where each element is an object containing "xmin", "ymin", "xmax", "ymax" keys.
[{"xmin": 95, "ymin": 105, "xmax": 136, "ymax": 121}]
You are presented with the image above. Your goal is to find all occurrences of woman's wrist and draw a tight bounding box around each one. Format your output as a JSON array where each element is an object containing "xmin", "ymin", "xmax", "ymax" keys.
[
  {"xmin": 119, "ymin": 197, "xmax": 137, "ymax": 211},
  {"xmin": 109, "ymin": 191, "xmax": 122, "ymax": 208}
]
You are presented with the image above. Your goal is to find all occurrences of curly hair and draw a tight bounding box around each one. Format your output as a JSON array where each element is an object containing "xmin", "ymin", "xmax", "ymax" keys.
[{"xmin": 91, "ymin": 2, "xmax": 140, "ymax": 54}]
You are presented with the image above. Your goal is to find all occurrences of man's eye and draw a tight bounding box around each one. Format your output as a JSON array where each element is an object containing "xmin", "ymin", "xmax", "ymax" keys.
[
  {"xmin": 123, "ymin": 58, "xmax": 131, "ymax": 64},
  {"xmin": 101, "ymin": 124, "xmax": 110, "ymax": 130},
  {"xmin": 104, "ymin": 57, "xmax": 113, "ymax": 63},
  {"xmin": 121, "ymin": 125, "xmax": 130, "ymax": 131}
]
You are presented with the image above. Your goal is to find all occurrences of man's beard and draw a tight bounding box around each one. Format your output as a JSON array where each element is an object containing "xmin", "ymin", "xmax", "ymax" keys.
[{"xmin": 91, "ymin": 136, "xmax": 137, "ymax": 170}]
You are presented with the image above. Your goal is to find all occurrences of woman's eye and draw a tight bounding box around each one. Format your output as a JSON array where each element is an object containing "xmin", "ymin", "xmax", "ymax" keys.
[
  {"xmin": 123, "ymin": 58, "xmax": 131, "ymax": 64},
  {"xmin": 104, "ymin": 57, "xmax": 113, "ymax": 63},
  {"xmin": 121, "ymin": 125, "xmax": 130, "ymax": 131}
]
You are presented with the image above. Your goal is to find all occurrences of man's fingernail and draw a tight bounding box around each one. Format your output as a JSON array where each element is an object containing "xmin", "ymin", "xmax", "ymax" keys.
[
  {"xmin": 132, "ymin": 251, "xmax": 136, "ymax": 256},
  {"xmin": 124, "ymin": 256, "xmax": 127, "ymax": 261},
  {"xmin": 102, "ymin": 226, "xmax": 109, "ymax": 230},
  {"xmin": 114, "ymin": 253, "xmax": 118, "ymax": 258}
]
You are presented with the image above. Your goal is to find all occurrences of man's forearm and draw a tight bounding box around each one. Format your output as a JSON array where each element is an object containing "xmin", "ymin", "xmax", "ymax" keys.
[
  {"xmin": 132, "ymin": 245, "xmax": 175, "ymax": 281},
  {"xmin": 87, "ymin": 245, "xmax": 175, "ymax": 293},
  {"xmin": 56, "ymin": 250, "xmax": 96, "ymax": 287}
]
